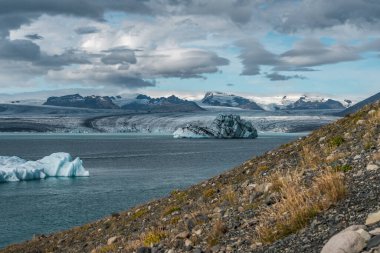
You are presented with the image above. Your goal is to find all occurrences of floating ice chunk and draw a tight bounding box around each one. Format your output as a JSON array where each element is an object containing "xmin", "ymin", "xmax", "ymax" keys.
[{"xmin": 0, "ymin": 152, "xmax": 89, "ymax": 183}]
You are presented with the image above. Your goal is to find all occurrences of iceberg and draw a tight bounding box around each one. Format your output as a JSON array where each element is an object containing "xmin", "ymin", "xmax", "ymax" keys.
[
  {"xmin": 0, "ymin": 152, "xmax": 89, "ymax": 183},
  {"xmin": 174, "ymin": 114, "xmax": 258, "ymax": 139}
]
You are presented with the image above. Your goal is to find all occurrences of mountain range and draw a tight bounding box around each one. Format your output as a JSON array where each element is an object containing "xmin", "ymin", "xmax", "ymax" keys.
[
  {"xmin": 10, "ymin": 91, "xmax": 380, "ymax": 114},
  {"xmin": 43, "ymin": 94, "xmax": 203, "ymax": 112},
  {"xmin": 200, "ymin": 91, "xmax": 350, "ymax": 111}
]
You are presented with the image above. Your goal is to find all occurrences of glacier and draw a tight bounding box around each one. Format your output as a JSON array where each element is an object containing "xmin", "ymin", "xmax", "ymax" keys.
[{"xmin": 0, "ymin": 152, "xmax": 89, "ymax": 183}]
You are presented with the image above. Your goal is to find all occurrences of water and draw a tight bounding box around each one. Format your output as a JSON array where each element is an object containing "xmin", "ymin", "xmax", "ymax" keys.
[{"xmin": 0, "ymin": 134, "xmax": 300, "ymax": 248}]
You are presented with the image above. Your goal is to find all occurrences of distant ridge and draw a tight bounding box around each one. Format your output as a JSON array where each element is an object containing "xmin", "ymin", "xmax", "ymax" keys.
[{"xmin": 334, "ymin": 92, "xmax": 380, "ymax": 116}]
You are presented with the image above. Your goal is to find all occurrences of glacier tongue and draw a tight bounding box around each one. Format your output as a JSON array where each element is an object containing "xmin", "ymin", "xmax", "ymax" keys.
[{"xmin": 0, "ymin": 152, "xmax": 89, "ymax": 183}]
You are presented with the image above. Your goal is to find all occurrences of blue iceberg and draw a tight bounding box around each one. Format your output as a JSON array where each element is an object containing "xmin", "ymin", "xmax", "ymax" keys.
[{"xmin": 0, "ymin": 152, "xmax": 89, "ymax": 183}]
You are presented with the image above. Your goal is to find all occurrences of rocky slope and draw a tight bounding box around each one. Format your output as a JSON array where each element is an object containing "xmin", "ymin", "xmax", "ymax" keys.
[
  {"xmin": 2, "ymin": 102, "xmax": 380, "ymax": 253},
  {"xmin": 173, "ymin": 114, "xmax": 258, "ymax": 139}
]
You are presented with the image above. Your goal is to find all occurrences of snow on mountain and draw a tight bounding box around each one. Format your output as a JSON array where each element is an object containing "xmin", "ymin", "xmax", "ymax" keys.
[
  {"xmin": 0, "ymin": 153, "xmax": 89, "ymax": 182},
  {"xmin": 252, "ymin": 95, "xmax": 350, "ymax": 111},
  {"xmin": 44, "ymin": 94, "xmax": 119, "ymax": 109},
  {"xmin": 116, "ymin": 94, "xmax": 204, "ymax": 112},
  {"xmin": 199, "ymin": 92, "xmax": 350, "ymax": 111},
  {"xmin": 201, "ymin": 91, "xmax": 263, "ymax": 110}
]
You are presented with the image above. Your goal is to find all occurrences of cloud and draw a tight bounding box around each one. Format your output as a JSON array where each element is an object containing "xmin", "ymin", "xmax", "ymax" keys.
[
  {"xmin": 0, "ymin": 0, "xmax": 151, "ymax": 37},
  {"xmin": 226, "ymin": 83, "xmax": 234, "ymax": 86},
  {"xmin": 265, "ymin": 72, "xmax": 306, "ymax": 81},
  {"xmin": 25, "ymin": 33, "xmax": 43, "ymax": 40},
  {"xmin": 101, "ymin": 47, "xmax": 137, "ymax": 65},
  {"xmin": 237, "ymin": 38, "xmax": 362, "ymax": 76},
  {"xmin": 264, "ymin": 0, "xmax": 380, "ymax": 32},
  {"xmin": 0, "ymin": 39, "xmax": 40, "ymax": 61},
  {"xmin": 75, "ymin": 26, "xmax": 100, "ymax": 35},
  {"xmin": 133, "ymin": 48, "xmax": 229, "ymax": 79},
  {"xmin": 237, "ymin": 38, "xmax": 278, "ymax": 75}
]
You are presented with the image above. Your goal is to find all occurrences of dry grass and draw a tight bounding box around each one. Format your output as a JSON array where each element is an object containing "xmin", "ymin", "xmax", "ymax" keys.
[
  {"xmin": 256, "ymin": 170, "xmax": 346, "ymax": 243},
  {"xmin": 207, "ymin": 220, "xmax": 228, "ymax": 247},
  {"xmin": 203, "ymin": 188, "xmax": 217, "ymax": 199},
  {"xmin": 222, "ymin": 185, "xmax": 238, "ymax": 204},
  {"xmin": 124, "ymin": 239, "xmax": 142, "ymax": 252},
  {"xmin": 95, "ymin": 244, "xmax": 118, "ymax": 253},
  {"xmin": 301, "ymin": 146, "xmax": 321, "ymax": 169}
]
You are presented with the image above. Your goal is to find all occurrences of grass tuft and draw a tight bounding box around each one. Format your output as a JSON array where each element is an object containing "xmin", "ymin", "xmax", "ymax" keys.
[{"xmin": 256, "ymin": 170, "xmax": 346, "ymax": 243}]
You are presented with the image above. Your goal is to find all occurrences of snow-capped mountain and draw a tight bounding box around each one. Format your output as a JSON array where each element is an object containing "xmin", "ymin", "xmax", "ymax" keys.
[
  {"xmin": 201, "ymin": 91, "xmax": 264, "ymax": 110},
  {"xmin": 283, "ymin": 95, "xmax": 346, "ymax": 110},
  {"xmin": 200, "ymin": 92, "xmax": 349, "ymax": 111},
  {"xmin": 44, "ymin": 94, "xmax": 119, "ymax": 109},
  {"xmin": 118, "ymin": 94, "xmax": 204, "ymax": 112}
]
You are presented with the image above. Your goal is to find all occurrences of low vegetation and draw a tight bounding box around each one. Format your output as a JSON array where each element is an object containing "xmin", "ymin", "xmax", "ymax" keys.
[{"xmin": 256, "ymin": 170, "xmax": 346, "ymax": 243}]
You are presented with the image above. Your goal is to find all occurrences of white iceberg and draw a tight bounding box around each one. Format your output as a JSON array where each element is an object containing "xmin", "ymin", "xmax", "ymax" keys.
[{"xmin": 0, "ymin": 152, "xmax": 89, "ymax": 183}]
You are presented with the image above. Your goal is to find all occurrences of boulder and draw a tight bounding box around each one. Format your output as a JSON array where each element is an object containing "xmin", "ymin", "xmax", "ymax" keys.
[
  {"xmin": 366, "ymin": 211, "xmax": 380, "ymax": 225},
  {"xmin": 321, "ymin": 230, "xmax": 366, "ymax": 253}
]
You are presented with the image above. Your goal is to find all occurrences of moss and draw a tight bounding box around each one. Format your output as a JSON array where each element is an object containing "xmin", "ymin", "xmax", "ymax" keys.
[
  {"xmin": 162, "ymin": 206, "xmax": 181, "ymax": 216},
  {"xmin": 143, "ymin": 230, "xmax": 167, "ymax": 246},
  {"xmin": 329, "ymin": 136, "xmax": 345, "ymax": 148},
  {"xmin": 130, "ymin": 208, "xmax": 148, "ymax": 221},
  {"xmin": 336, "ymin": 164, "xmax": 352, "ymax": 172}
]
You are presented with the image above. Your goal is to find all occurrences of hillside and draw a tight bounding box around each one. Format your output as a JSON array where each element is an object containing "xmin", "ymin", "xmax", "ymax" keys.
[
  {"xmin": 2, "ymin": 102, "xmax": 380, "ymax": 253},
  {"xmin": 334, "ymin": 92, "xmax": 380, "ymax": 117}
]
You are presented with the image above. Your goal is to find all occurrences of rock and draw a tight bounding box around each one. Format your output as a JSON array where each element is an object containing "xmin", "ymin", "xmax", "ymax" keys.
[
  {"xmin": 356, "ymin": 229, "xmax": 371, "ymax": 242},
  {"xmin": 173, "ymin": 114, "xmax": 258, "ymax": 139},
  {"xmin": 321, "ymin": 230, "xmax": 366, "ymax": 253},
  {"xmin": 357, "ymin": 120, "xmax": 365, "ymax": 125},
  {"xmin": 342, "ymin": 225, "xmax": 367, "ymax": 232},
  {"xmin": 366, "ymin": 235, "xmax": 380, "ymax": 250},
  {"xmin": 366, "ymin": 211, "xmax": 380, "ymax": 225},
  {"xmin": 137, "ymin": 247, "xmax": 152, "ymax": 253},
  {"xmin": 367, "ymin": 163, "xmax": 379, "ymax": 171},
  {"xmin": 194, "ymin": 229, "xmax": 202, "ymax": 236},
  {"xmin": 369, "ymin": 228, "xmax": 380, "ymax": 236},
  {"xmin": 185, "ymin": 218, "xmax": 196, "ymax": 231},
  {"xmin": 176, "ymin": 231, "xmax": 190, "ymax": 239},
  {"xmin": 193, "ymin": 249, "xmax": 202, "ymax": 253},
  {"xmin": 185, "ymin": 239, "xmax": 193, "ymax": 247},
  {"xmin": 107, "ymin": 236, "xmax": 119, "ymax": 245}
]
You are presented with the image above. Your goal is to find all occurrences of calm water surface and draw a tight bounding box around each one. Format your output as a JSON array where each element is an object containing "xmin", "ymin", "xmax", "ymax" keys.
[{"xmin": 0, "ymin": 134, "xmax": 300, "ymax": 248}]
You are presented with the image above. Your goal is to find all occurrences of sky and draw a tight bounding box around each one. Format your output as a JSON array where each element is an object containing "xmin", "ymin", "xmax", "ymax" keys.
[{"xmin": 0, "ymin": 0, "xmax": 380, "ymax": 100}]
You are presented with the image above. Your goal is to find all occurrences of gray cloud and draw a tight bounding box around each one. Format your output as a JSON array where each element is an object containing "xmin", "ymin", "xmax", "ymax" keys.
[
  {"xmin": 0, "ymin": 39, "xmax": 40, "ymax": 61},
  {"xmin": 265, "ymin": 0, "xmax": 380, "ymax": 32},
  {"xmin": 265, "ymin": 72, "xmax": 306, "ymax": 81},
  {"xmin": 0, "ymin": 0, "xmax": 151, "ymax": 38},
  {"xmin": 101, "ymin": 48, "xmax": 137, "ymax": 65},
  {"xmin": 237, "ymin": 39, "xmax": 278, "ymax": 75},
  {"xmin": 36, "ymin": 50, "xmax": 92, "ymax": 67},
  {"xmin": 237, "ymin": 38, "xmax": 362, "ymax": 77},
  {"xmin": 25, "ymin": 33, "xmax": 43, "ymax": 40},
  {"xmin": 140, "ymin": 49, "xmax": 230, "ymax": 79},
  {"xmin": 75, "ymin": 26, "xmax": 100, "ymax": 35}
]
